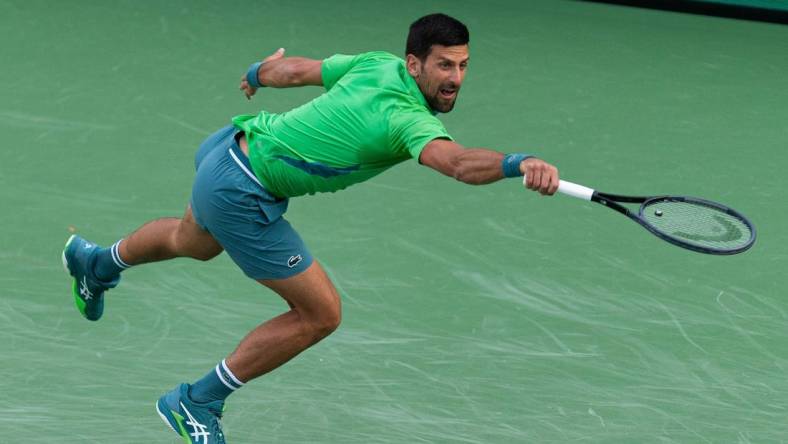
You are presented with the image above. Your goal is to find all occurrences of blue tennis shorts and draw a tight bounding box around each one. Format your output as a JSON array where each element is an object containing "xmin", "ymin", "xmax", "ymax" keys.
[{"xmin": 190, "ymin": 124, "xmax": 313, "ymax": 280}]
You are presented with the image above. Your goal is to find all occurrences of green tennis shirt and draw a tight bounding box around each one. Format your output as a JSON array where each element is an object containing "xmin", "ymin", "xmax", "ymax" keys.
[{"xmin": 232, "ymin": 51, "xmax": 452, "ymax": 198}]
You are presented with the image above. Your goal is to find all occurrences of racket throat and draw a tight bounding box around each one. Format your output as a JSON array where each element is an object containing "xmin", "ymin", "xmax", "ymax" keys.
[{"xmin": 592, "ymin": 194, "xmax": 634, "ymax": 218}]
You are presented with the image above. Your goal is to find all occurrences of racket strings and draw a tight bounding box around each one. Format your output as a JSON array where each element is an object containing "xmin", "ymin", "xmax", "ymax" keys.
[{"xmin": 641, "ymin": 200, "xmax": 753, "ymax": 250}]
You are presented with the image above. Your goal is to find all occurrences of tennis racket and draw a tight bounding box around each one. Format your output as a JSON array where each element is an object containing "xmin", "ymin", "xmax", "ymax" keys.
[{"xmin": 528, "ymin": 176, "xmax": 756, "ymax": 255}]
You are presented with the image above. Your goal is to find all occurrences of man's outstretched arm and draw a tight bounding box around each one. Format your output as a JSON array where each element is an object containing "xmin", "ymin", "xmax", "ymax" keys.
[
  {"xmin": 419, "ymin": 138, "xmax": 560, "ymax": 195},
  {"xmin": 240, "ymin": 48, "xmax": 323, "ymax": 99}
]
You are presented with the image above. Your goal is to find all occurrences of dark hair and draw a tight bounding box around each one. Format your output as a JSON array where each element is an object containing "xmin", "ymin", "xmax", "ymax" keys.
[{"xmin": 406, "ymin": 13, "xmax": 469, "ymax": 60}]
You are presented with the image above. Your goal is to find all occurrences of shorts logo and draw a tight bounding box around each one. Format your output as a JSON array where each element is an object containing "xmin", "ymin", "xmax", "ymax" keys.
[{"xmin": 287, "ymin": 255, "xmax": 303, "ymax": 268}]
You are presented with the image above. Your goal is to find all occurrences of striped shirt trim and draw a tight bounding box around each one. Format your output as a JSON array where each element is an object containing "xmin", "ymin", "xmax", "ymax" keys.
[{"xmin": 228, "ymin": 148, "xmax": 264, "ymax": 188}]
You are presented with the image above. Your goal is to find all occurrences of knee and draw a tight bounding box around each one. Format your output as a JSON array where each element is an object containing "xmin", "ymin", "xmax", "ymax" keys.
[
  {"xmin": 176, "ymin": 242, "xmax": 219, "ymax": 261},
  {"xmin": 171, "ymin": 225, "xmax": 222, "ymax": 261},
  {"xmin": 190, "ymin": 249, "xmax": 221, "ymax": 262},
  {"xmin": 313, "ymin": 304, "xmax": 341, "ymax": 340},
  {"xmin": 318, "ymin": 304, "xmax": 342, "ymax": 337},
  {"xmin": 303, "ymin": 296, "xmax": 341, "ymax": 342}
]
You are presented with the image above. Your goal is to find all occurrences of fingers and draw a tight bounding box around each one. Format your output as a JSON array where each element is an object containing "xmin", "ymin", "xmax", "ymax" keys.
[
  {"xmin": 522, "ymin": 159, "xmax": 559, "ymax": 196},
  {"xmin": 239, "ymin": 78, "xmax": 256, "ymax": 100},
  {"xmin": 547, "ymin": 167, "xmax": 560, "ymax": 195},
  {"xmin": 525, "ymin": 167, "xmax": 540, "ymax": 190},
  {"xmin": 539, "ymin": 170, "xmax": 551, "ymax": 195}
]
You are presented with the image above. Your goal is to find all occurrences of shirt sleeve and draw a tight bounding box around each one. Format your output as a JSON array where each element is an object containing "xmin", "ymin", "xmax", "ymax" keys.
[
  {"xmin": 321, "ymin": 54, "xmax": 357, "ymax": 91},
  {"xmin": 388, "ymin": 111, "xmax": 453, "ymax": 160}
]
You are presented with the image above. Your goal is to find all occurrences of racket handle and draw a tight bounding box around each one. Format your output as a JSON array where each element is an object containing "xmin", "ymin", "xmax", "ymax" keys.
[
  {"xmin": 522, "ymin": 175, "xmax": 595, "ymax": 201},
  {"xmin": 557, "ymin": 180, "xmax": 595, "ymax": 201}
]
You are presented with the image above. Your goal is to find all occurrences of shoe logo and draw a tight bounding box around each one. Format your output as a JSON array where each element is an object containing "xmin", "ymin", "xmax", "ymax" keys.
[
  {"xmin": 79, "ymin": 276, "xmax": 93, "ymax": 301},
  {"xmin": 287, "ymin": 255, "xmax": 302, "ymax": 268},
  {"xmin": 180, "ymin": 402, "xmax": 211, "ymax": 444}
]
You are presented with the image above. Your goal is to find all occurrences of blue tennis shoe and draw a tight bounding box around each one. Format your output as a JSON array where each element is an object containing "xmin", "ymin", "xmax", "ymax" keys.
[
  {"xmin": 157, "ymin": 383, "xmax": 226, "ymax": 444},
  {"xmin": 61, "ymin": 234, "xmax": 118, "ymax": 321}
]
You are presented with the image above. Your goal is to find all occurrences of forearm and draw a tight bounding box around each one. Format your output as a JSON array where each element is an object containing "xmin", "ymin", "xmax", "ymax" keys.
[
  {"xmin": 420, "ymin": 139, "xmax": 558, "ymax": 193},
  {"xmin": 257, "ymin": 58, "xmax": 322, "ymax": 88},
  {"xmin": 450, "ymin": 148, "xmax": 507, "ymax": 185}
]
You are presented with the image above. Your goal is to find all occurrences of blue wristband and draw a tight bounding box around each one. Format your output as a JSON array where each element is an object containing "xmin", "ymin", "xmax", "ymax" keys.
[
  {"xmin": 502, "ymin": 153, "xmax": 533, "ymax": 178},
  {"xmin": 246, "ymin": 61, "xmax": 265, "ymax": 88}
]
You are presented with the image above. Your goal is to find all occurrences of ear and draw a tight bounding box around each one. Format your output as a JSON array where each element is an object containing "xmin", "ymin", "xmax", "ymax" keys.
[{"xmin": 406, "ymin": 54, "xmax": 422, "ymax": 77}]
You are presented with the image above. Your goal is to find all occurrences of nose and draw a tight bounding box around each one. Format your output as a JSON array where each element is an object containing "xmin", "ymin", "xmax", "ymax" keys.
[{"xmin": 449, "ymin": 67, "xmax": 463, "ymax": 85}]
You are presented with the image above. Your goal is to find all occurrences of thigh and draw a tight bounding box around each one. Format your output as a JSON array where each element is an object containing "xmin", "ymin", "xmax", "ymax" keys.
[
  {"xmin": 206, "ymin": 210, "xmax": 314, "ymax": 280},
  {"xmin": 176, "ymin": 205, "xmax": 224, "ymax": 261},
  {"xmin": 189, "ymin": 122, "xmax": 309, "ymax": 279}
]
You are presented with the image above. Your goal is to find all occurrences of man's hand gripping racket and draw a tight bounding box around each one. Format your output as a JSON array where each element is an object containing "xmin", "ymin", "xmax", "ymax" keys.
[{"xmin": 521, "ymin": 158, "xmax": 560, "ymax": 195}]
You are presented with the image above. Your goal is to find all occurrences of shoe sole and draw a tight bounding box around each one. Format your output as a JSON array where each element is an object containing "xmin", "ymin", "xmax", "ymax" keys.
[
  {"xmin": 62, "ymin": 234, "xmax": 76, "ymax": 276},
  {"xmin": 61, "ymin": 234, "xmax": 84, "ymax": 316},
  {"xmin": 155, "ymin": 401, "xmax": 179, "ymax": 434}
]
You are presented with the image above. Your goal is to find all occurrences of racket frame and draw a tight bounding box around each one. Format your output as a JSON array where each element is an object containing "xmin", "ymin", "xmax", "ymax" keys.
[
  {"xmin": 527, "ymin": 176, "xmax": 757, "ymax": 255},
  {"xmin": 591, "ymin": 191, "xmax": 756, "ymax": 255}
]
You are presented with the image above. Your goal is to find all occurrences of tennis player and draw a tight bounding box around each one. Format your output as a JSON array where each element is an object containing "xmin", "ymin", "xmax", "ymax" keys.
[{"xmin": 62, "ymin": 13, "xmax": 559, "ymax": 444}]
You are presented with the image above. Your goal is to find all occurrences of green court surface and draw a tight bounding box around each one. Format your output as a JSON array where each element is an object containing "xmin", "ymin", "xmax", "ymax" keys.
[{"xmin": 2, "ymin": 1, "xmax": 787, "ymax": 442}]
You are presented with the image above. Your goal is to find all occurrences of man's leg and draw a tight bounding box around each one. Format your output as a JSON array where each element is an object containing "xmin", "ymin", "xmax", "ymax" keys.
[
  {"xmin": 124, "ymin": 203, "xmax": 340, "ymax": 381},
  {"xmin": 226, "ymin": 261, "xmax": 341, "ymax": 381},
  {"xmin": 65, "ymin": 125, "xmax": 236, "ymax": 322},
  {"xmin": 157, "ymin": 259, "xmax": 341, "ymax": 444},
  {"xmin": 63, "ymin": 205, "xmax": 222, "ymax": 321},
  {"xmin": 118, "ymin": 205, "xmax": 223, "ymax": 265},
  {"xmin": 154, "ymin": 124, "xmax": 333, "ymax": 443}
]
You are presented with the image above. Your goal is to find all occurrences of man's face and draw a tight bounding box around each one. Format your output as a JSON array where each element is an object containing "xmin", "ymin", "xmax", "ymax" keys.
[{"xmin": 407, "ymin": 44, "xmax": 469, "ymax": 113}]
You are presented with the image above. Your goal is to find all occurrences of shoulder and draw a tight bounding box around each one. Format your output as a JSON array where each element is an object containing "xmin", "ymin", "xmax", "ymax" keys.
[
  {"xmin": 355, "ymin": 51, "xmax": 401, "ymax": 63},
  {"xmin": 337, "ymin": 51, "xmax": 403, "ymax": 70},
  {"xmin": 322, "ymin": 51, "xmax": 403, "ymax": 81}
]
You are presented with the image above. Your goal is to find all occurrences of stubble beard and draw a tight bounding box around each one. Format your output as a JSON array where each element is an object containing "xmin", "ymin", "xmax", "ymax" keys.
[
  {"xmin": 417, "ymin": 68, "xmax": 458, "ymax": 114},
  {"xmin": 429, "ymin": 94, "xmax": 456, "ymax": 113}
]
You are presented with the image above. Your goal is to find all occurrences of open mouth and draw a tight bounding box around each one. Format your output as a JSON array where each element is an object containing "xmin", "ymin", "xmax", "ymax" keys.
[{"xmin": 439, "ymin": 88, "xmax": 457, "ymax": 99}]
